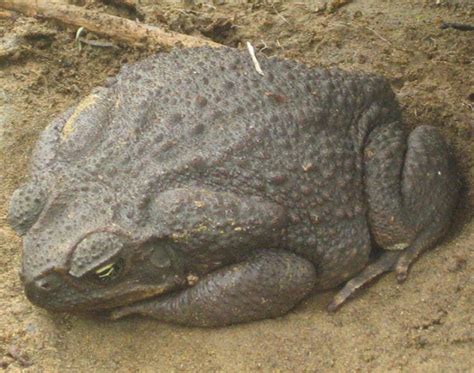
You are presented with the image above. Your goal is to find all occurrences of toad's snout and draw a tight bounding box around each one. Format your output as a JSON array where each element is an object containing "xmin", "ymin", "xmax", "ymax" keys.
[{"xmin": 23, "ymin": 272, "xmax": 68, "ymax": 310}]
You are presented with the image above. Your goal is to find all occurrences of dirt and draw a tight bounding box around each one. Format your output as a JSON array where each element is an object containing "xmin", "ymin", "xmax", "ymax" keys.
[{"xmin": 0, "ymin": 0, "xmax": 472, "ymax": 371}]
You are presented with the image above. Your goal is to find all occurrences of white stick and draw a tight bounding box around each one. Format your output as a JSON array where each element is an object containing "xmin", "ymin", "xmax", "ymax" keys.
[{"xmin": 246, "ymin": 41, "xmax": 264, "ymax": 76}]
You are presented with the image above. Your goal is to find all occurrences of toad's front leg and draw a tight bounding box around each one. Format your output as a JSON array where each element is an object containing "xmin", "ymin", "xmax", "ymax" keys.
[{"xmin": 110, "ymin": 250, "xmax": 316, "ymax": 327}]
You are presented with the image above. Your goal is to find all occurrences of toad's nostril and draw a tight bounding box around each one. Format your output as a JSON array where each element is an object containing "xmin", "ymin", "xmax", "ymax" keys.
[
  {"xmin": 26, "ymin": 273, "xmax": 63, "ymax": 297},
  {"xmin": 37, "ymin": 278, "xmax": 52, "ymax": 291}
]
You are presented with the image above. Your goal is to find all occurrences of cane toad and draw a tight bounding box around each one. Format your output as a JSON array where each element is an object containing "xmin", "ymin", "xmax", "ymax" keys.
[{"xmin": 8, "ymin": 47, "xmax": 459, "ymax": 326}]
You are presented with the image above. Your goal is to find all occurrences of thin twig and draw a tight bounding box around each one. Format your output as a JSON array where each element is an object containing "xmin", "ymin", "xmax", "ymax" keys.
[
  {"xmin": 0, "ymin": 9, "xmax": 15, "ymax": 18},
  {"xmin": 0, "ymin": 0, "xmax": 222, "ymax": 49},
  {"xmin": 327, "ymin": 0, "xmax": 354, "ymax": 13},
  {"xmin": 258, "ymin": 39, "xmax": 269, "ymax": 53},
  {"xmin": 271, "ymin": 2, "xmax": 289, "ymax": 25},
  {"xmin": 365, "ymin": 26, "xmax": 392, "ymax": 45},
  {"xmin": 440, "ymin": 22, "xmax": 474, "ymax": 31},
  {"xmin": 246, "ymin": 41, "xmax": 264, "ymax": 76}
]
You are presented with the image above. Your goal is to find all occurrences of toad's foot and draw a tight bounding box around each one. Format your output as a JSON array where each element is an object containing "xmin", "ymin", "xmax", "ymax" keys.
[
  {"xmin": 328, "ymin": 251, "xmax": 399, "ymax": 312},
  {"xmin": 327, "ymin": 230, "xmax": 439, "ymax": 312}
]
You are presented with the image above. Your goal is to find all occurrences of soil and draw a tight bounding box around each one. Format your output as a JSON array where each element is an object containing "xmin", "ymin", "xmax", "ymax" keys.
[{"xmin": 0, "ymin": 0, "xmax": 472, "ymax": 371}]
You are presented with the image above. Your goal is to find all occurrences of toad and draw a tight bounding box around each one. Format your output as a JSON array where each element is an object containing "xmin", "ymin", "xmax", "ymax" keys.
[{"xmin": 8, "ymin": 47, "xmax": 459, "ymax": 326}]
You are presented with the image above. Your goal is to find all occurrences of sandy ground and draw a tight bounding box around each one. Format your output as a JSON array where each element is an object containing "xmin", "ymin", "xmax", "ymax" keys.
[{"xmin": 0, "ymin": 0, "xmax": 472, "ymax": 371}]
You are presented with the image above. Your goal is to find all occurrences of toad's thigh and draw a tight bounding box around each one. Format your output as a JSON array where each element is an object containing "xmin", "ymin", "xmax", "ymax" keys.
[{"xmin": 313, "ymin": 217, "xmax": 372, "ymax": 290}]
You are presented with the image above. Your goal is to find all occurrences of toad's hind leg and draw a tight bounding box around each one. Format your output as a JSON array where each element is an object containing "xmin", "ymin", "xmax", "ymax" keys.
[
  {"xmin": 110, "ymin": 251, "xmax": 316, "ymax": 327},
  {"xmin": 330, "ymin": 123, "xmax": 459, "ymax": 311}
]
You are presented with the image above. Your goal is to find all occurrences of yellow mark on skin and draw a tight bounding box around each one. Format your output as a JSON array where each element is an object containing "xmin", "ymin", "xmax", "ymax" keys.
[
  {"xmin": 186, "ymin": 274, "xmax": 199, "ymax": 286},
  {"xmin": 194, "ymin": 200, "xmax": 205, "ymax": 208},
  {"xmin": 171, "ymin": 231, "xmax": 189, "ymax": 242},
  {"xmin": 171, "ymin": 224, "xmax": 210, "ymax": 242},
  {"xmin": 386, "ymin": 242, "xmax": 409, "ymax": 251},
  {"xmin": 302, "ymin": 162, "xmax": 314, "ymax": 172},
  {"xmin": 61, "ymin": 93, "xmax": 98, "ymax": 139}
]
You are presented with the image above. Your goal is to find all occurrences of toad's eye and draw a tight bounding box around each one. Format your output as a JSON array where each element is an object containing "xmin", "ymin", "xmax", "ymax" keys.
[{"xmin": 92, "ymin": 259, "xmax": 124, "ymax": 283}]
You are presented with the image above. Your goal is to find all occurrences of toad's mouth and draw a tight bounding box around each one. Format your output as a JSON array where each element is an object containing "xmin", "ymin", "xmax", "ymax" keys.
[
  {"xmin": 95, "ymin": 284, "xmax": 181, "ymax": 321},
  {"xmin": 85, "ymin": 283, "xmax": 172, "ymax": 313},
  {"xmin": 24, "ymin": 273, "xmax": 183, "ymax": 316},
  {"xmin": 97, "ymin": 279, "xmax": 188, "ymax": 320},
  {"xmin": 106, "ymin": 296, "xmax": 164, "ymax": 320}
]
